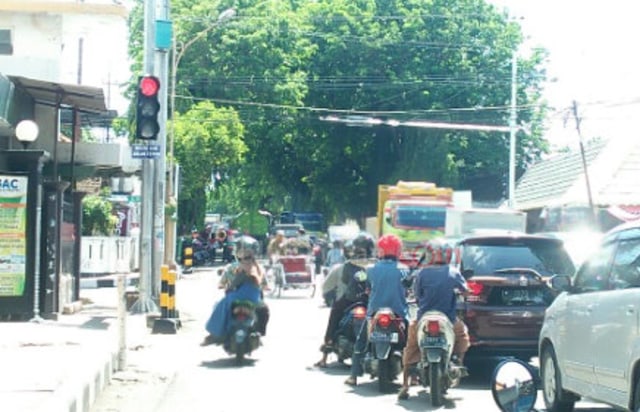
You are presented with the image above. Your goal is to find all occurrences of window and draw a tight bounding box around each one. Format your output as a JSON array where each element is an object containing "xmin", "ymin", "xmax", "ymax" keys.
[
  {"xmin": 573, "ymin": 242, "xmax": 615, "ymax": 292},
  {"xmin": 610, "ymin": 236, "xmax": 640, "ymax": 290},
  {"xmin": 394, "ymin": 206, "xmax": 446, "ymax": 229},
  {"xmin": 460, "ymin": 239, "xmax": 575, "ymax": 276},
  {"xmin": 0, "ymin": 29, "xmax": 13, "ymax": 55}
]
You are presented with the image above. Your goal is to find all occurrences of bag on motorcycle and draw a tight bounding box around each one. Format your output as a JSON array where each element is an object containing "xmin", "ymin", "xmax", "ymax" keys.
[{"xmin": 341, "ymin": 262, "xmax": 368, "ymax": 302}]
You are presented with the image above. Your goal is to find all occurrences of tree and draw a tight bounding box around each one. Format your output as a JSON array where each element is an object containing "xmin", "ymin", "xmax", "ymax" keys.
[
  {"xmin": 173, "ymin": 101, "xmax": 247, "ymax": 232},
  {"xmin": 82, "ymin": 189, "xmax": 119, "ymax": 236},
  {"xmin": 127, "ymin": 0, "xmax": 550, "ymax": 223}
]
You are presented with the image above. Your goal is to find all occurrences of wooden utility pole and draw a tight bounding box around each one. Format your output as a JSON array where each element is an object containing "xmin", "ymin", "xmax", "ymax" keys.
[{"xmin": 572, "ymin": 100, "xmax": 598, "ymax": 227}]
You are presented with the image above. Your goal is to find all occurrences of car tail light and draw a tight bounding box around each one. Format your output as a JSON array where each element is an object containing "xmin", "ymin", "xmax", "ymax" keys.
[
  {"xmin": 377, "ymin": 313, "xmax": 392, "ymax": 328},
  {"xmin": 467, "ymin": 281, "xmax": 484, "ymax": 296},
  {"xmin": 426, "ymin": 320, "xmax": 440, "ymax": 336},
  {"xmin": 353, "ymin": 306, "xmax": 366, "ymax": 319}
]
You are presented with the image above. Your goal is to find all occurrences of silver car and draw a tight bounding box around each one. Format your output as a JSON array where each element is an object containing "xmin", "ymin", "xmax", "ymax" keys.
[{"xmin": 539, "ymin": 221, "xmax": 640, "ymax": 412}]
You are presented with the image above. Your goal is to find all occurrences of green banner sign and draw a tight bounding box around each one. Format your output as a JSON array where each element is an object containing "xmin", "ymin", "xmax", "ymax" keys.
[{"xmin": 0, "ymin": 175, "xmax": 28, "ymax": 297}]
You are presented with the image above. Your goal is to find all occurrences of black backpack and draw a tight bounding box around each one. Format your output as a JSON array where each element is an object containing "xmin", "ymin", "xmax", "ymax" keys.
[{"xmin": 341, "ymin": 261, "xmax": 368, "ymax": 302}]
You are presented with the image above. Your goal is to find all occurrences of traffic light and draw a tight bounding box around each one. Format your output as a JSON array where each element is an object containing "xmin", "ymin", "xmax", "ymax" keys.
[{"xmin": 135, "ymin": 75, "xmax": 160, "ymax": 140}]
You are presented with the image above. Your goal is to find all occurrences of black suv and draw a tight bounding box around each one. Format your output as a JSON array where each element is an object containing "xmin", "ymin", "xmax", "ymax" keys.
[{"xmin": 448, "ymin": 232, "xmax": 575, "ymax": 361}]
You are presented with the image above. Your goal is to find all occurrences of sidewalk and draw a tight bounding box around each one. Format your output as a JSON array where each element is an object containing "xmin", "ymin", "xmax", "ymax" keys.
[{"xmin": 1, "ymin": 278, "xmax": 152, "ymax": 412}]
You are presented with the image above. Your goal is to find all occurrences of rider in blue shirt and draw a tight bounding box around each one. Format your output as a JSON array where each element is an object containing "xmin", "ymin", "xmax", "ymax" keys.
[
  {"xmin": 345, "ymin": 234, "xmax": 409, "ymax": 386},
  {"xmin": 398, "ymin": 239, "xmax": 470, "ymax": 400}
]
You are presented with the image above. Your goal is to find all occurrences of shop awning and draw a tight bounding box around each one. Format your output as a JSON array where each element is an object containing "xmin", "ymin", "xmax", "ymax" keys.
[
  {"xmin": 606, "ymin": 205, "xmax": 640, "ymax": 222},
  {"xmin": 8, "ymin": 75, "xmax": 107, "ymax": 113}
]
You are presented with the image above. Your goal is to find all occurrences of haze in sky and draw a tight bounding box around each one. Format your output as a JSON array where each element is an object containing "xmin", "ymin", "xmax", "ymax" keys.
[{"xmin": 489, "ymin": 0, "xmax": 640, "ymax": 149}]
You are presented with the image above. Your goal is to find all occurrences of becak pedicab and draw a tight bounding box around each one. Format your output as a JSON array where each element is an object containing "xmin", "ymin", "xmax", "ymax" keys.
[{"xmin": 270, "ymin": 237, "xmax": 316, "ymax": 298}]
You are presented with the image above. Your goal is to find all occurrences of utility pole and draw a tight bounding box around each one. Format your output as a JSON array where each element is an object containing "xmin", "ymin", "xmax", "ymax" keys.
[
  {"xmin": 151, "ymin": 0, "xmax": 170, "ymax": 302},
  {"xmin": 508, "ymin": 52, "xmax": 517, "ymax": 208},
  {"xmin": 572, "ymin": 100, "xmax": 598, "ymax": 227},
  {"xmin": 131, "ymin": 0, "xmax": 159, "ymax": 314}
]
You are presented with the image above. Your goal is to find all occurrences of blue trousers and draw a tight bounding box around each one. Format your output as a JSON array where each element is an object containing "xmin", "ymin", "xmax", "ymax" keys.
[{"xmin": 205, "ymin": 283, "xmax": 261, "ymax": 338}]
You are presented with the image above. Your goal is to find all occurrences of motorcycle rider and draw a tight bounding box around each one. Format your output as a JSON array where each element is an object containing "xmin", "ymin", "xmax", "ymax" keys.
[
  {"xmin": 325, "ymin": 240, "xmax": 346, "ymax": 268},
  {"xmin": 201, "ymin": 236, "xmax": 270, "ymax": 345},
  {"xmin": 398, "ymin": 239, "xmax": 470, "ymax": 400},
  {"xmin": 345, "ymin": 234, "xmax": 410, "ymax": 386},
  {"xmin": 314, "ymin": 234, "xmax": 374, "ymax": 368},
  {"xmin": 267, "ymin": 230, "xmax": 286, "ymax": 261}
]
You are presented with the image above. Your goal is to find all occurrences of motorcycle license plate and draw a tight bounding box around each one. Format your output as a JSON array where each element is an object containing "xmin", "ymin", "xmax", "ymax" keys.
[
  {"xmin": 370, "ymin": 332, "xmax": 399, "ymax": 343},
  {"xmin": 423, "ymin": 336, "xmax": 446, "ymax": 346}
]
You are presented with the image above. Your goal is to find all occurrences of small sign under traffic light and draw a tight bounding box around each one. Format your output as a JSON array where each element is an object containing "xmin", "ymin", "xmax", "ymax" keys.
[{"xmin": 135, "ymin": 75, "xmax": 160, "ymax": 140}]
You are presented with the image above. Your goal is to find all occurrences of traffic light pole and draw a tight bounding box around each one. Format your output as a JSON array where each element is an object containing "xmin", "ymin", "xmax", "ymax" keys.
[
  {"xmin": 131, "ymin": 0, "xmax": 159, "ymax": 314},
  {"xmin": 152, "ymin": 0, "xmax": 169, "ymax": 300}
]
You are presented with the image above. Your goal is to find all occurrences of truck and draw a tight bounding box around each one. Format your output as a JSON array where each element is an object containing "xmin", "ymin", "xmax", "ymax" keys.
[
  {"xmin": 376, "ymin": 181, "xmax": 471, "ymax": 265},
  {"xmin": 279, "ymin": 211, "xmax": 325, "ymax": 238},
  {"xmin": 444, "ymin": 207, "xmax": 527, "ymax": 238}
]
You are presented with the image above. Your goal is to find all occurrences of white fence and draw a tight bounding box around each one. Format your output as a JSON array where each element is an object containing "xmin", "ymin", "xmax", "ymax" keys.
[{"xmin": 80, "ymin": 236, "xmax": 139, "ymax": 275}]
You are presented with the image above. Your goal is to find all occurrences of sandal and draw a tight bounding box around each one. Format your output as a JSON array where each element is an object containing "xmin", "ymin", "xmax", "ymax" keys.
[
  {"xmin": 344, "ymin": 376, "xmax": 357, "ymax": 386},
  {"xmin": 313, "ymin": 360, "xmax": 328, "ymax": 368},
  {"xmin": 398, "ymin": 386, "xmax": 409, "ymax": 400}
]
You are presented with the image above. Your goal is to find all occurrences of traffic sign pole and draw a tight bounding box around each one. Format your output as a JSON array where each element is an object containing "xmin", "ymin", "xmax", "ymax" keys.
[{"xmin": 131, "ymin": 0, "xmax": 159, "ymax": 314}]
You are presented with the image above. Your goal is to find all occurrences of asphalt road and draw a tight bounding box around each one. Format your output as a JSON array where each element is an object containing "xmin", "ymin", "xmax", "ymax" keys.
[{"xmin": 90, "ymin": 266, "xmax": 616, "ymax": 412}]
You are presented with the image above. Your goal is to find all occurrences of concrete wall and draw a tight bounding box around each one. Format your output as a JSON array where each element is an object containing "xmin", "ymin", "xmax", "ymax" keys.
[
  {"xmin": 0, "ymin": 0, "xmax": 130, "ymax": 115},
  {"xmin": 81, "ymin": 236, "xmax": 139, "ymax": 275}
]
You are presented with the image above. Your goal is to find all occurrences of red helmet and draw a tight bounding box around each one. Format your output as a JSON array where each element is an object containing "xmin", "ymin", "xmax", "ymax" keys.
[
  {"xmin": 424, "ymin": 239, "xmax": 452, "ymax": 265},
  {"xmin": 377, "ymin": 234, "xmax": 403, "ymax": 258}
]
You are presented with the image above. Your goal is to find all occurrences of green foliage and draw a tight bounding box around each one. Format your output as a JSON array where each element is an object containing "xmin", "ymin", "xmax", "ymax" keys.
[
  {"xmin": 82, "ymin": 193, "xmax": 118, "ymax": 236},
  {"xmin": 173, "ymin": 101, "xmax": 247, "ymax": 231},
  {"xmin": 127, "ymin": 0, "xmax": 550, "ymax": 225}
]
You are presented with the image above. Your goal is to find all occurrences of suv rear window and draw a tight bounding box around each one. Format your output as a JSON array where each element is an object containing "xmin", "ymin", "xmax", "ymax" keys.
[{"xmin": 459, "ymin": 237, "xmax": 575, "ymax": 277}]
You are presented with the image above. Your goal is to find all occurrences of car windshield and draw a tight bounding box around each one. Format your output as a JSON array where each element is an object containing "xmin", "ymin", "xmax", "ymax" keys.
[
  {"xmin": 460, "ymin": 238, "xmax": 575, "ymax": 276},
  {"xmin": 394, "ymin": 206, "xmax": 446, "ymax": 229}
]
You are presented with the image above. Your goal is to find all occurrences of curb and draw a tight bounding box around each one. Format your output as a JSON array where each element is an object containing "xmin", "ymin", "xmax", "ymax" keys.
[
  {"xmin": 36, "ymin": 314, "xmax": 149, "ymax": 412},
  {"xmin": 42, "ymin": 349, "xmax": 118, "ymax": 412},
  {"xmin": 34, "ymin": 324, "xmax": 120, "ymax": 412},
  {"xmin": 80, "ymin": 274, "xmax": 139, "ymax": 289}
]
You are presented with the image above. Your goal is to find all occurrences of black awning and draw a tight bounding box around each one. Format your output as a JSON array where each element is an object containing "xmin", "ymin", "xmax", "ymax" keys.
[{"xmin": 7, "ymin": 75, "xmax": 107, "ymax": 113}]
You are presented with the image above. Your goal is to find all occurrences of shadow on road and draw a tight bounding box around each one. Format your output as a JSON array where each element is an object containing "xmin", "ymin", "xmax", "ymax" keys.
[
  {"xmin": 395, "ymin": 388, "xmax": 461, "ymax": 411},
  {"xmin": 199, "ymin": 357, "xmax": 259, "ymax": 369},
  {"xmin": 305, "ymin": 362, "xmax": 350, "ymax": 376}
]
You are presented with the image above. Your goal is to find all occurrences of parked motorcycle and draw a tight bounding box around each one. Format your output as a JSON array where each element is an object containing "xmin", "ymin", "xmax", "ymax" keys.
[
  {"xmin": 323, "ymin": 302, "xmax": 367, "ymax": 363},
  {"xmin": 223, "ymin": 300, "xmax": 261, "ymax": 364},
  {"xmin": 416, "ymin": 310, "xmax": 467, "ymax": 406},
  {"xmin": 362, "ymin": 308, "xmax": 407, "ymax": 392}
]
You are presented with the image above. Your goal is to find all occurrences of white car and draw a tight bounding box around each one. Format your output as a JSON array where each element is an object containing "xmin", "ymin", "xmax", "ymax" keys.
[{"xmin": 539, "ymin": 221, "xmax": 640, "ymax": 412}]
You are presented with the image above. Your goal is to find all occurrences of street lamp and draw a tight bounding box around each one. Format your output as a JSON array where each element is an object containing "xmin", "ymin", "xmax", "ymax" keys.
[
  {"xmin": 165, "ymin": 7, "xmax": 236, "ymax": 265},
  {"xmin": 15, "ymin": 120, "xmax": 39, "ymax": 149}
]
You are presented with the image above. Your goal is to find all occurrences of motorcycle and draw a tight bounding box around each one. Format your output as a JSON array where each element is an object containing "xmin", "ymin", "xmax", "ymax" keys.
[
  {"xmin": 223, "ymin": 300, "xmax": 261, "ymax": 364},
  {"xmin": 416, "ymin": 310, "xmax": 467, "ymax": 406},
  {"xmin": 362, "ymin": 308, "xmax": 407, "ymax": 392},
  {"xmin": 323, "ymin": 301, "xmax": 367, "ymax": 363}
]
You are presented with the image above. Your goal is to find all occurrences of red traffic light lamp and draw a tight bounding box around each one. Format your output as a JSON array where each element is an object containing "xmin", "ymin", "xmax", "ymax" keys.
[
  {"xmin": 136, "ymin": 75, "xmax": 161, "ymax": 140},
  {"xmin": 140, "ymin": 76, "xmax": 160, "ymax": 97}
]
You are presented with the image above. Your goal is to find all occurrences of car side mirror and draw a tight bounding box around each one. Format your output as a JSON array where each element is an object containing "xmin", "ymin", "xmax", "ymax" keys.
[
  {"xmin": 549, "ymin": 274, "xmax": 572, "ymax": 291},
  {"xmin": 491, "ymin": 359, "xmax": 538, "ymax": 412}
]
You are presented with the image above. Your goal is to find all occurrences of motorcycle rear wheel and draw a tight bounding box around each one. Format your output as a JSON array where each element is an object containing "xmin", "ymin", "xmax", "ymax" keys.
[
  {"xmin": 235, "ymin": 349, "xmax": 245, "ymax": 365},
  {"xmin": 429, "ymin": 362, "xmax": 444, "ymax": 407},
  {"xmin": 378, "ymin": 359, "xmax": 392, "ymax": 393}
]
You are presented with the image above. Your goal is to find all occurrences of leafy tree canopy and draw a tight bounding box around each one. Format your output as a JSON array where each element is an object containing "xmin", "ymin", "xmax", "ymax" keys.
[{"xmin": 127, "ymin": 0, "xmax": 550, "ymax": 229}]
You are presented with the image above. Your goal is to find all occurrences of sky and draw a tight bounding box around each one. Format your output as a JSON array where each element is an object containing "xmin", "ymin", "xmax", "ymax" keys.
[{"xmin": 488, "ymin": 0, "xmax": 640, "ymax": 150}]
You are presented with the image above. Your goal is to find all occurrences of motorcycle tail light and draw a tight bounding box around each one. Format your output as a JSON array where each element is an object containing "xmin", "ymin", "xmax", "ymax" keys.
[
  {"xmin": 427, "ymin": 320, "xmax": 440, "ymax": 336},
  {"xmin": 377, "ymin": 313, "xmax": 392, "ymax": 328},
  {"xmin": 353, "ymin": 306, "xmax": 366, "ymax": 319},
  {"xmin": 235, "ymin": 313, "xmax": 247, "ymax": 321}
]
